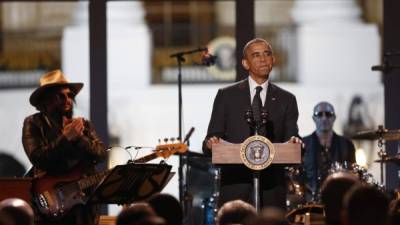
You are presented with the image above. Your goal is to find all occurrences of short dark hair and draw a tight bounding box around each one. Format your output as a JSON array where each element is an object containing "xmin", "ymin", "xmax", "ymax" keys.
[
  {"xmin": 0, "ymin": 153, "xmax": 26, "ymax": 177},
  {"xmin": 320, "ymin": 172, "xmax": 360, "ymax": 225},
  {"xmin": 242, "ymin": 38, "xmax": 273, "ymax": 59},
  {"xmin": 343, "ymin": 185, "xmax": 389, "ymax": 225},
  {"xmin": 147, "ymin": 194, "xmax": 182, "ymax": 225},
  {"xmin": 117, "ymin": 203, "xmax": 158, "ymax": 225}
]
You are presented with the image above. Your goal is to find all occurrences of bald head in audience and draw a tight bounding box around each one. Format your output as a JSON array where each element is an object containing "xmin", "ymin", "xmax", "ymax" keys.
[
  {"xmin": 0, "ymin": 198, "xmax": 34, "ymax": 225},
  {"xmin": 216, "ymin": 200, "xmax": 257, "ymax": 225},
  {"xmin": 245, "ymin": 207, "xmax": 289, "ymax": 225}
]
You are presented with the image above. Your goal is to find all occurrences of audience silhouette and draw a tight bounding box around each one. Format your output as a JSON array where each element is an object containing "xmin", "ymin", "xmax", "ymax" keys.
[
  {"xmin": 148, "ymin": 193, "xmax": 183, "ymax": 225},
  {"xmin": 0, "ymin": 198, "xmax": 34, "ymax": 225},
  {"xmin": 216, "ymin": 200, "xmax": 257, "ymax": 225},
  {"xmin": 342, "ymin": 185, "xmax": 389, "ymax": 225}
]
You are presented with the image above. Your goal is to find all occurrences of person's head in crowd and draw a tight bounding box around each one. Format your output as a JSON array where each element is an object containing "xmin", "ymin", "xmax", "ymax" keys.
[
  {"xmin": 0, "ymin": 198, "xmax": 34, "ymax": 225},
  {"xmin": 342, "ymin": 185, "xmax": 389, "ymax": 225},
  {"xmin": 389, "ymin": 198, "xmax": 400, "ymax": 225},
  {"xmin": 245, "ymin": 207, "xmax": 289, "ymax": 225},
  {"xmin": 312, "ymin": 101, "xmax": 336, "ymax": 134},
  {"xmin": 216, "ymin": 199, "xmax": 257, "ymax": 225},
  {"xmin": 0, "ymin": 152, "xmax": 26, "ymax": 177},
  {"xmin": 116, "ymin": 203, "xmax": 165, "ymax": 225},
  {"xmin": 131, "ymin": 217, "xmax": 165, "ymax": 225},
  {"xmin": 0, "ymin": 211, "xmax": 13, "ymax": 225},
  {"xmin": 147, "ymin": 193, "xmax": 182, "ymax": 225},
  {"xmin": 242, "ymin": 38, "xmax": 275, "ymax": 84},
  {"xmin": 320, "ymin": 172, "xmax": 360, "ymax": 225}
]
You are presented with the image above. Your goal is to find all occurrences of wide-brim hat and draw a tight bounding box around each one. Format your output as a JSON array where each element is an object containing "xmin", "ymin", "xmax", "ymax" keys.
[{"xmin": 29, "ymin": 69, "xmax": 83, "ymax": 107}]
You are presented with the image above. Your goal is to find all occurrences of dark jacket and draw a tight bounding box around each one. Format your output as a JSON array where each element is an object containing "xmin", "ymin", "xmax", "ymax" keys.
[
  {"xmin": 22, "ymin": 112, "xmax": 106, "ymax": 225},
  {"xmin": 22, "ymin": 112, "xmax": 106, "ymax": 175},
  {"xmin": 302, "ymin": 131, "xmax": 356, "ymax": 199}
]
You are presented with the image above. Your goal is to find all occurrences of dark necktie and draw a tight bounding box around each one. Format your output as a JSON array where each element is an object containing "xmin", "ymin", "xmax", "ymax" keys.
[{"xmin": 252, "ymin": 86, "xmax": 263, "ymax": 125}]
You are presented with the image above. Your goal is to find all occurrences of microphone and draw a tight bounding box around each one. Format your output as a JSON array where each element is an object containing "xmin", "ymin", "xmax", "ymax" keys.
[
  {"xmin": 202, "ymin": 48, "xmax": 217, "ymax": 66},
  {"xmin": 245, "ymin": 109, "xmax": 254, "ymax": 126},
  {"xmin": 261, "ymin": 110, "xmax": 268, "ymax": 125}
]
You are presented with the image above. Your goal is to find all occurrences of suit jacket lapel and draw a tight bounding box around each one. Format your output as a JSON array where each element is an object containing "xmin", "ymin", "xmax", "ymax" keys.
[
  {"xmin": 264, "ymin": 82, "xmax": 277, "ymax": 112},
  {"xmin": 237, "ymin": 78, "xmax": 251, "ymax": 108}
]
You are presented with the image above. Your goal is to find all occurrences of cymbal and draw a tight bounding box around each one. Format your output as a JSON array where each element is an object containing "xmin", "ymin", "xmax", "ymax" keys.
[
  {"xmin": 374, "ymin": 155, "xmax": 400, "ymax": 165},
  {"xmin": 352, "ymin": 129, "xmax": 400, "ymax": 141}
]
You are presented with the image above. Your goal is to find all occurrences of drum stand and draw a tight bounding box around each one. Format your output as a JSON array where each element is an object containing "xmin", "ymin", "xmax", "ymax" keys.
[
  {"xmin": 377, "ymin": 136, "xmax": 387, "ymax": 185},
  {"xmin": 352, "ymin": 125, "xmax": 400, "ymax": 190},
  {"xmin": 378, "ymin": 126, "xmax": 387, "ymax": 185}
]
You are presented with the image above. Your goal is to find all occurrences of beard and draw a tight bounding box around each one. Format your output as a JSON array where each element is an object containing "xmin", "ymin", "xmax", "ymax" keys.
[
  {"xmin": 48, "ymin": 103, "xmax": 73, "ymax": 122},
  {"xmin": 62, "ymin": 107, "xmax": 73, "ymax": 119}
]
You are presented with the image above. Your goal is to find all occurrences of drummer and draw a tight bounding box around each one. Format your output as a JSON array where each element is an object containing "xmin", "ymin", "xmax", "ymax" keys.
[{"xmin": 302, "ymin": 101, "xmax": 356, "ymax": 202}]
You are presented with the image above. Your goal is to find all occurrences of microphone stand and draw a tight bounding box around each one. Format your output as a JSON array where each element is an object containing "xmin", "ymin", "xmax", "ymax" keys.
[
  {"xmin": 170, "ymin": 47, "xmax": 207, "ymax": 140},
  {"xmin": 170, "ymin": 48, "xmax": 206, "ymax": 225},
  {"xmin": 245, "ymin": 109, "xmax": 268, "ymax": 212}
]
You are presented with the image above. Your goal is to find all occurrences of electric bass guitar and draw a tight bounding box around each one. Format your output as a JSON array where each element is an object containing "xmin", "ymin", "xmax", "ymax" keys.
[{"xmin": 32, "ymin": 142, "xmax": 187, "ymax": 219}]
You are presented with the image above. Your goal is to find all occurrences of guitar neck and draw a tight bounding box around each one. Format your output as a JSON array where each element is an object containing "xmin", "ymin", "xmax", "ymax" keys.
[
  {"xmin": 77, "ymin": 153, "xmax": 158, "ymax": 190},
  {"xmin": 78, "ymin": 170, "xmax": 109, "ymax": 190},
  {"xmin": 133, "ymin": 152, "xmax": 158, "ymax": 163}
]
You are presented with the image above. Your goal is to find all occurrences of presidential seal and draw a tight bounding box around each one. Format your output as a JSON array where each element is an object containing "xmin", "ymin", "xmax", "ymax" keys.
[{"xmin": 240, "ymin": 135, "xmax": 275, "ymax": 170}]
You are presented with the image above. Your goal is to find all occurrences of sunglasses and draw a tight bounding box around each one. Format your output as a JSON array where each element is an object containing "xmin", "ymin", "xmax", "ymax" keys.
[
  {"xmin": 56, "ymin": 92, "xmax": 75, "ymax": 101},
  {"xmin": 313, "ymin": 111, "xmax": 335, "ymax": 118}
]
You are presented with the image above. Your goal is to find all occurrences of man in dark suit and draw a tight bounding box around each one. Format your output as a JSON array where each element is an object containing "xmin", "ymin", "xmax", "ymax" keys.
[{"xmin": 203, "ymin": 38, "xmax": 300, "ymax": 209}]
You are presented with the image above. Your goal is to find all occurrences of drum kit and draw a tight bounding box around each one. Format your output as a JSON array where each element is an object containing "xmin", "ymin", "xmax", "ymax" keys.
[
  {"xmin": 286, "ymin": 125, "xmax": 400, "ymax": 225},
  {"xmin": 352, "ymin": 125, "xmax": 400, "ymax": 185}
]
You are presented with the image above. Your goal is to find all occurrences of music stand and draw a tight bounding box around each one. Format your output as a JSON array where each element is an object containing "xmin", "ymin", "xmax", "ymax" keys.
[{"xmin": 88, "ymin": 163, "xmax": 173, "ymax": 204}]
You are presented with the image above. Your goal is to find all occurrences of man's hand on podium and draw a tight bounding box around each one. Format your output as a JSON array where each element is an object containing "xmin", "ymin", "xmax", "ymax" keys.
[
  {"xmin": 206, "ymin": 136, "xmax": 220, "ymax": 150},
  {"xmin": 287, "ymin": 136, "xmax": 304, "ymax": 148}
]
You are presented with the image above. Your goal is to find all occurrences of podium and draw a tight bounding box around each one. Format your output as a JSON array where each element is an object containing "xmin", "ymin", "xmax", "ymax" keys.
[
  {"xmin": 88, "ymin": 163, "xmax": 173, "ymax": 204},
  {"xmin": 212, "ymin": 139, "xmax": 301, "ymax": 210},
  {"xmin": 212, "ymin": 142, "xmax": 301, "ymax": 165}
]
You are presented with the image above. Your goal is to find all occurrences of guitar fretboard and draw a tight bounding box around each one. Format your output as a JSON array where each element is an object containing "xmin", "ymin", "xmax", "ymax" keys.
[
  {"xmin": 133, "ymin": 153, "xmax": 158, "ymax": 163},
  {"xmin": 78, "ymin": 170, "xmax": 109, "ymax": 190}
]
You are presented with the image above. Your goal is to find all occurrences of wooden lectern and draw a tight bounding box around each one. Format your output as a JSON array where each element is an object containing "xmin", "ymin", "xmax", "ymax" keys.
[
  {"xmin": 212, "ymin": 141, "xmax": 301, "ymax": 210},
  {"xmin": 212, "ymin": 142, "xmax": 301, "ymax": 164}
]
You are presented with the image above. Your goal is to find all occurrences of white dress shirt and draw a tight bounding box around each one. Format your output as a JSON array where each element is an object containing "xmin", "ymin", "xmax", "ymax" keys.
[{"xmin": 248, "ymin": 76, "xmax": 268, "ymax": 106}]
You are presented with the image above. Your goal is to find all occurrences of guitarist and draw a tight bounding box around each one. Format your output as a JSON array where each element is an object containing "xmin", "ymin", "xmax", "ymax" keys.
[{"xmin": 22, "ymin": 70, "xmax": 107, "ymax": 225}]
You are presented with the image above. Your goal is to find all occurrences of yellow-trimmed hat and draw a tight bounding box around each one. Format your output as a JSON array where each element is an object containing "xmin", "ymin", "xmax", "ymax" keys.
[{"xmin": 29, "ymin": 70, "xmax": 83, "ymax": 107}]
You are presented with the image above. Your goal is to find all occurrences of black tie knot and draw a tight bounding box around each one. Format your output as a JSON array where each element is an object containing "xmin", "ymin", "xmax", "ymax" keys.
[{"xmin": 255, "ymin": 86, "xmax": 263, "ymax": 94}]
